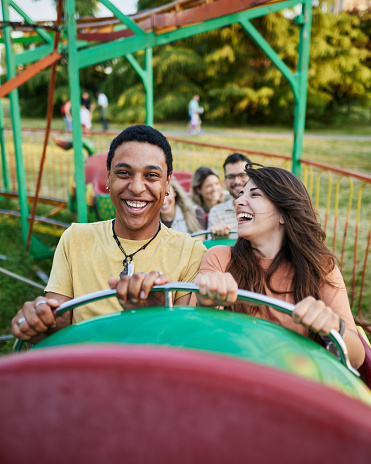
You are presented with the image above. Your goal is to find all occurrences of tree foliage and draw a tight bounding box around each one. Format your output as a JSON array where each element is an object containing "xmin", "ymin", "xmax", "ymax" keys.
[
  {"xmin": 114, "ymin": 2, "xmax": 371, "ymax": 126},
  {"xmin": 307, "ymin": 9, "xmax": 371, "ymax": 124}
]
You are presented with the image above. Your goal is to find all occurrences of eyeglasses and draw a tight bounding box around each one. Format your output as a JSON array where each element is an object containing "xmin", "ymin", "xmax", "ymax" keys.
[{"xmin": 225, "ymin": 172, "xmax": 248, "ymax": 182}]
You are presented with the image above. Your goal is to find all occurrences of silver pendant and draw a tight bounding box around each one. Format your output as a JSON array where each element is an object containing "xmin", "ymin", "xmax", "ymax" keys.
[{"xmin": 128, "ymin": 261, "xmax": 135, "ymax": 276}]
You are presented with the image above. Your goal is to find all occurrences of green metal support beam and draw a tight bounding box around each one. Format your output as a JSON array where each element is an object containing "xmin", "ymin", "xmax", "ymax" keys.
[
  {"xmin": 65, "ymin": 0, "xmax": 88, "ymax": 223},
  {"xmin": 0, "ymin": 100, "xmax": 10, "ymax": 191},
  {"xmin": 126, "ymin": 49, "xmax": 154, "ymax": 126},
  {"xmin": 99, "ymin": 0, "xmax": 145, "ymax": 36},
  {"xmin": 15, "ymin": 43, "xmax": 54, "ymax": 66},
  {"xmin": 2, "ymin": 0, "xmax": 53, "ymax": 257},
  {"xmin": 292, "ymin": 0, "xmax": 312, "ymax": 176},
  {"xmin": 239, "ymin": 19, "xmax": 299, "ymax": 101},
  {"xmin": 2, "ymin": 0, "xmax": 30, "ymax": 245},
  {"xmin": 144, "ymin": 48, "xmax": 154, "ymax": 127},
  {"xmin": 0, "ymin": 33, "xmax": 53, "ymax": 45},
  {"xmin": 238, "ymin": 15, "xmax": 311, "ymax": 173}
]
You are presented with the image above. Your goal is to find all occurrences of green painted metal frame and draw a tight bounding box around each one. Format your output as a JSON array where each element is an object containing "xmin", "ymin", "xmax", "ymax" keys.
[
  {"xmin": 239, "ymin": 2, "xmax": 312, "ymax": 175},
  {"xmin": 1, "ymin": 0, "xmax": 30, "ymax": 246},
  {"xmin": 2, "ymin": 0, "xmax": 312, "ymax": 251},
  {"xmin": 0, "ymin": 100, "xmax": 10, "ymax": 191},
  {"xmin": 65, "ymin": 0, "xmax": 87, "ymax": 222},
  {"xmin": 1, "ymin": 0, "xmax": 59, "ymax": 256}
]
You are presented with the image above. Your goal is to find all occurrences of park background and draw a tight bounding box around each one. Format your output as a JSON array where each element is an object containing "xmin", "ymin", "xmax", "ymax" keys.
[
  {"xmin": 0, "ymin": 0, "xmax": 369, "ymax": 132},
  {"xmin": 0, "ymin": 0, "xmax": 370, "ymax": 350}
]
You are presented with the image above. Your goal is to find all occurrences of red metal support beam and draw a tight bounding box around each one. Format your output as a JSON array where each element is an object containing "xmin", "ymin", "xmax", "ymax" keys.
[{"xmin": 0, "ymin": 50, "xmax": 61, "ymax": 99}]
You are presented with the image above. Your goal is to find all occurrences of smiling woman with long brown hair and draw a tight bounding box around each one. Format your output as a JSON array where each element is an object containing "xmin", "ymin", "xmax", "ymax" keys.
[
  {"xmin": 191, "ymin": 166, "xmax": 365, "ymax": 370},
  {"xmin": 191, "ymin": 167, "xmax": 225, "ymax": 214}
]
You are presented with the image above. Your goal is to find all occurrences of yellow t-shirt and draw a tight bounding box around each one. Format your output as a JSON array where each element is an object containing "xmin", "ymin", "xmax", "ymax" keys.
[{"xmin": 45, "ymin": 220, "xmax": 206, "ymax": 323}]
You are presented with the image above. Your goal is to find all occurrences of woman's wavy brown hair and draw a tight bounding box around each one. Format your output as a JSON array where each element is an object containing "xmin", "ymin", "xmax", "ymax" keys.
[{"xmin": 226, "ymin": 166, "xmax": 336, "ymax": 315}]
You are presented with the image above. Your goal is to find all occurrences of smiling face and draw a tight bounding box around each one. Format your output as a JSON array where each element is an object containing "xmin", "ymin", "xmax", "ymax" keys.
[
  {"xmin": 235, "ymin": 178, "xmax": 285, "ymax": 256},
  {"xmin": 198, "ymin": 174, "xmax": 222, "ymax": 211},
  {"xmin": 107, "ymin": 141, "xmax": 171, "ymax": 240},
  {"xmin": 224, "ymin": 161, "xmax": 249, "ymax": 199}
]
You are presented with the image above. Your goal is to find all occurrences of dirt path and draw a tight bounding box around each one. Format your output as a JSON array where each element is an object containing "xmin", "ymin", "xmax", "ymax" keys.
[{"xmin": 163, "ymin": 129, "xmax": 371, "ymax": 142}]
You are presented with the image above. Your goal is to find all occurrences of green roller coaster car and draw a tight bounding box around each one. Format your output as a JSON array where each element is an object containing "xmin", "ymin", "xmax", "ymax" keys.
[
  {"xmin": 3, "ymin": 284, "xmax": 371, "ymax": 463},
  {"xmin": 14, "ymin": 283, "xmax": 371, "ymax": 405}
]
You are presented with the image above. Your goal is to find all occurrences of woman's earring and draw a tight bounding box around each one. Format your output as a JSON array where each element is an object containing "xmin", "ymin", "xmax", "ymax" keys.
[
  {"xmin": 165, "ymin": 192, "xmax": 170, "ymax": 196},
  {"xmin": 106, "ymin": 186, "xmax": 110, "ymax": 191}
]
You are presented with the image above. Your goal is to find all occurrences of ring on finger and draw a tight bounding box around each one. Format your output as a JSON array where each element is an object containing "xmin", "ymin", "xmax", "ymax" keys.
[
  {"xmin": 18, "ymin": 317, "xmax": 26, "ymax": 326},
  {"xmin": 35, "ymin": 300, "xmax": 47, "ymax": 309}
]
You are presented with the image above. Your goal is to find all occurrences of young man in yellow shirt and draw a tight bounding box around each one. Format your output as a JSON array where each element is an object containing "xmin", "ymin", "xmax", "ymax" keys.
[{"xmin": 12, "ymin": 125, "xmax": 206, "ymax": 343}]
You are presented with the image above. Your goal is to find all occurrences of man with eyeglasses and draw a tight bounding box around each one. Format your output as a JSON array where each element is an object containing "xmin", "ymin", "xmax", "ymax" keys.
[{"xmin": 208, "ymin": 153, "xmax": 251, "ymax": 239}]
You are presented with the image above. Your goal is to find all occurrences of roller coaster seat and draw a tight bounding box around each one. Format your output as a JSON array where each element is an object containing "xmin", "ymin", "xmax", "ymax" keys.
[
  {"xmin": 173, "ymin": 171, "xmax": 193, "ymax": 193},
  {"xmin": 1, "ymin": 345, "xmax": 371, "ymax": 464},
  {"xmin": 84, "ymin": 153, "xmax": 107, "ymax": 184}
]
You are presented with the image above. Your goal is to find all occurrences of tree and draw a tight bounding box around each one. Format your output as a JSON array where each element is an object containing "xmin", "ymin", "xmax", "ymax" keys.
[{"xmin": 306, "ymin": 9, "xmax": 371, "ymax": 125}]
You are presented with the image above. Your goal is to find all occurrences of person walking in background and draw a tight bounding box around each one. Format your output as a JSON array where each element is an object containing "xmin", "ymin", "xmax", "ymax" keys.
[
  {"xmin": 188, "ymin": 94, "xmax": 204, "ymax": 135},
  {"xmin": 81, "ymin": 91, "xmax": 95, "ymax": 117},
  {"xmin": 81, "ymin": 91, "xmax": 92, "ymax": 111},
  {"xmin": 61, "ymin": 99, "xmax": 72, "ymax": 131},
  {"xmin": 97, "ymin": 91, "xmax": 109, "ymax": 131},
  {"xmin": 160, "ymin": 178, "xmax": 206, "ymax": 236},
  {"xmin": 191, "ymin": 167, "xmax": 225, "ymax": 220},
  {"xmin": 80, "ymin": 101, "xmax": 92, "ymax": 136},
  {"xmin": 208, "ymin": 153, "xmax": 252, "ymax": 239}
]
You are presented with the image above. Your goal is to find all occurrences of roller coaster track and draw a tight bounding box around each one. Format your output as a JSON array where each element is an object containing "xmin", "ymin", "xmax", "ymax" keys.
[
  {"xmin": 79, "ymin": 0, "xmax": 287, "ymax": 42},
  {"xmin": 1, "ymin": 0, "xmax": 289, "ymax": 40}
]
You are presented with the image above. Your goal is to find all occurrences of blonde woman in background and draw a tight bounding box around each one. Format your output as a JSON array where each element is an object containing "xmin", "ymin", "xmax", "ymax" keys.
[
  {"xmin": 191, "ymin": 167, "xmax": 225, "ymax": 217},
  {"xmin": 161, "ymin": 178, "xmax": 206, "ymax": 236}
]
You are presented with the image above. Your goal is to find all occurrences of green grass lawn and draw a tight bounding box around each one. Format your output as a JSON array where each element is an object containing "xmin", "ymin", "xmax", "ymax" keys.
[
  {"xmin": 155, "ymin": 122, "xmax": 371, "ymax": 175},
  {"xmin": 0, "ymin": 215, "xmax": 60, "ymax": 354}
]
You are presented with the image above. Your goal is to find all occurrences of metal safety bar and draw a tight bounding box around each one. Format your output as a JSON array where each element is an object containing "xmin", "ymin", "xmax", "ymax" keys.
[{"xmin": 12, "ymin": 283, "xmax": 359, "ymax": 377}]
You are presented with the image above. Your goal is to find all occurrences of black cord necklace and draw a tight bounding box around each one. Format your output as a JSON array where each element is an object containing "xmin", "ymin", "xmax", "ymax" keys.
[{"xmin": 112, "ymin": 219, "xmax": 161, "ymax": 278}]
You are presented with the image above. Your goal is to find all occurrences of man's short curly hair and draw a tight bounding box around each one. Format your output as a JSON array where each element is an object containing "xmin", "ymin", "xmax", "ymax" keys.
[{"xmin": 106, "ymin": 125, "xmax": 173, "ymax": 176}]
